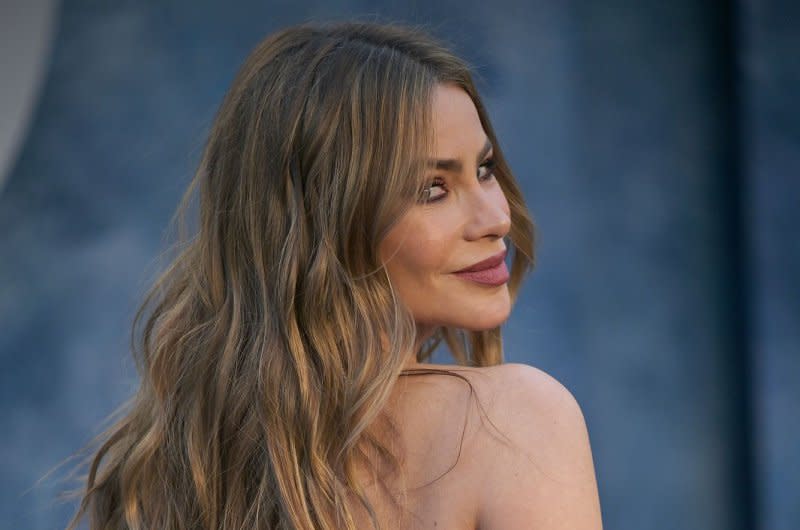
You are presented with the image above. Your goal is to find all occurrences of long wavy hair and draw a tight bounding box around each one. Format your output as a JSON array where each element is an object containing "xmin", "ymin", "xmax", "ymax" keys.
[{"xmin": 68, "ymin": 21, "xmax": 534, "ymax": 530}]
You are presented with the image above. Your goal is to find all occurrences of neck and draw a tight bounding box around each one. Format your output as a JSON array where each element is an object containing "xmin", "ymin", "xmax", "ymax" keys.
[{"xmin": 404, "ymin": 324, "xmax": 439, "ymax": 369}]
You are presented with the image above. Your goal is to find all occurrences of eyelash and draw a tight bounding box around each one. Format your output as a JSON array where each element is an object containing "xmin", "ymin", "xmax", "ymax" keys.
[{"xmin": 420, "ymin": 158, "xmax": 497, "ymax": 204}]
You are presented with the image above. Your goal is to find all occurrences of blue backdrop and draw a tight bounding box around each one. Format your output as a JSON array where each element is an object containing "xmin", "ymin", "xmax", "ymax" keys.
[{"xmin": 1, "ymin": 1, "xmax": 797, "ymax": 529}]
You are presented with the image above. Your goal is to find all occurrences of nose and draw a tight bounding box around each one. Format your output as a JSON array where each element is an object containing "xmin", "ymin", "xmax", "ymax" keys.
[{"xmin": 463, "ymin": 186, "xmax": 511, "ymax": 241}]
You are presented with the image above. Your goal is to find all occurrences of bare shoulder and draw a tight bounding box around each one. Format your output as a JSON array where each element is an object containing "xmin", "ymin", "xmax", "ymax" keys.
[
  {"xmin": 468, "ymin": 362, "xmax": 604, "ymax": 530},
  {"xmin": 476, "ymin": 362, "xmax": 587, "ymax": 425}
]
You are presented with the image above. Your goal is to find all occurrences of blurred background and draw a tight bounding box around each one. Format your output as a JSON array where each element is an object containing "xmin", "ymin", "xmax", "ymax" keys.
[{"xmin": 1, "ymin": 1, "xmax": 797, "ymax": 529}]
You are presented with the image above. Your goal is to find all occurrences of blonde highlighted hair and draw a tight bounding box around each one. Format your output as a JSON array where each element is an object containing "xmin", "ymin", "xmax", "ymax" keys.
[{"xmin": 68, "ymin": 20, "xmax": 534, "ymax": 530}]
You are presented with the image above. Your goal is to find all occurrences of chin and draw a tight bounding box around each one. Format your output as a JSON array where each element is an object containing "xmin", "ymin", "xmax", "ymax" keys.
[
  {"xmin": 464, "ymin": 312, "xmax": 510, "ymax": 331},
  {"xmin": 412, "ymin": 286, "xmax": 512, "ymax": 330},
  {"xmin": 455, "ymin": 294, "xmax": 512, "ymax": 330}
]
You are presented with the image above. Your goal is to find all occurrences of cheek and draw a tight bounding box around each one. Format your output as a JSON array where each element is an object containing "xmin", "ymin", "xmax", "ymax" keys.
[
  {"xmin": 400, "ymin": 233, "xmax": 449, "ymax": 273},
  {"xmin": 380, "ymin": 217, "xmax": 453, "ymax": 283}
]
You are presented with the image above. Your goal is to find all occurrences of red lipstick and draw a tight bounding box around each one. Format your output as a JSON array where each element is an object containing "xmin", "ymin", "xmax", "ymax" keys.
[{"xmin": 453, "ymin": 250, "xmax": 509, "ymax": 286}]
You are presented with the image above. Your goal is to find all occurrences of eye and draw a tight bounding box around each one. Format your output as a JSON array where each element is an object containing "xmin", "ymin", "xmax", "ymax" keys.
[
  {"xmin": 478, "ymin": 157, "xmax": 496, "ymax": 181},
  {"xmin": 420, "ymin": 177, "xmax": 447, "ymax": 203}
]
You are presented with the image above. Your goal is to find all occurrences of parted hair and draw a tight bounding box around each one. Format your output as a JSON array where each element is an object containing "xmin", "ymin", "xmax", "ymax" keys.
[{"xmin": 68, "ymin": 20, "xmax": 534, "ymax": 530}]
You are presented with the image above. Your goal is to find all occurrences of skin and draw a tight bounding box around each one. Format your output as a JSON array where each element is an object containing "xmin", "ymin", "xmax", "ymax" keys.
[{"xmin": 379, "ymin": 83, "xmax": 512, "ymax": 367}]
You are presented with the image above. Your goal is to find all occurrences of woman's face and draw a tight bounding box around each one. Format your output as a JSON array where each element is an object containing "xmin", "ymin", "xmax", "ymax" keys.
[{"xmin": 379, "ymin": 83, "xmax": 512, "ymax": 338}]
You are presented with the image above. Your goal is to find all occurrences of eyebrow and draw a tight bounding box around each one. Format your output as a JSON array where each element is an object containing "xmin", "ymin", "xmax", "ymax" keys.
[{"xmin": 428, "ymin": 138, "xmax": 493, "ymax": 173}]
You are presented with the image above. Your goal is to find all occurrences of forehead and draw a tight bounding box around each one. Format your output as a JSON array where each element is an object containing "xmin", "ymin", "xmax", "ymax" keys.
[{"xmin": 430, "ymin": 83, "xmax": 487, "ymax": 155}]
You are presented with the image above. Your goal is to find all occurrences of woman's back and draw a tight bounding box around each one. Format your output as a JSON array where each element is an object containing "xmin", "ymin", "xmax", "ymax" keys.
[{"xmin": 349, "ymin": 364, "xmax": 484, "ymax": 529}]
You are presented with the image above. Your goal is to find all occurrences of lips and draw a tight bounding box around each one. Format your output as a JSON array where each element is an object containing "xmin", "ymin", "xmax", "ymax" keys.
[
  {"xmin": 454, "ymin": 249, "xmax": 507, "ymax": 273},
  {"xmin": 452, "ymin": 249, "xmax": 510, "ymax": 287}
]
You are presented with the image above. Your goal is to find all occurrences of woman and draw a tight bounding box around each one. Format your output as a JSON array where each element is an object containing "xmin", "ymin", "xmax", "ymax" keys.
[{"xmin": 69, "ymin": 21, "xmax": 603, "ymax": 529}]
